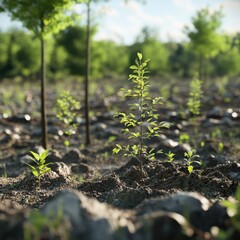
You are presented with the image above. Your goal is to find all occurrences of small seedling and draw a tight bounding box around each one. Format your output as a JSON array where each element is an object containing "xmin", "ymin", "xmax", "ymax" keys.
[
  {"xmin": 0, "ymin": 163, "xmax": 7, "ymax": 178},
  {"xmin": 217, "ymin": 186, "xmax": 240, "ymax": 239},
  {"xmin": 200, "ymin": 141, "xmax": 205, "ymax": 147},
  {"xmin": 184, "ymin": 149, "xmax": 202, "ymax": 174},
  {"xmin": 187, "ymin": 78, "xmax": 203, "ymax": 116},
  {"xmin": 25, "ymin": 149, "xmax": 51, "ymax": 188},
  {"xmin": 24, "ymin": 208, "xmax": 69, "ymax": 240},
  {"xmin": 166, "ymin": 151, "xmax": 175, "ymax": 163},
  {"xmin": 113, "ymin": 52, "xmax": 169, "ymax": 173},
  {"xmin": 218, "ymin": 142, "xmax": 224, "ymax": 153},
  {"xmin": 211, "ymin": 127, "xmax": 222, "ymax": 140},
  {"xmin": 56, "ymin": 91, "xmax": 80, "ymax": 147},
  {"xmin": 179, "ymin": 133, "xmax": 190, "ymax": 144}
]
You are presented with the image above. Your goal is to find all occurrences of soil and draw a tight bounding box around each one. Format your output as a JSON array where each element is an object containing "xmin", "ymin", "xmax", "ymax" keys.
[{"xmin": 0, "ymin": 78, "xmax": 240, "ymax": 226}]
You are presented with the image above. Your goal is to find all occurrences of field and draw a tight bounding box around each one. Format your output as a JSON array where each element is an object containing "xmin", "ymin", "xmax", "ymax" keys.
[{"xmin": 0, "ymin": 77, "xmax": 240, "ymax": 239}]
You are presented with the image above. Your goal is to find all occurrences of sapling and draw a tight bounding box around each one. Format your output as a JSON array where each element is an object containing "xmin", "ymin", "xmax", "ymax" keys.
[
  {"xmin": 56, "ymin": 91, "xmax": 80, "ymax": 147},
  {"xmin": 113, "ymin": 52, "xmax": 169, "ymax": 173},
  {"xmin": 179, "ymin": 133, "xmax": 190, "ymax": 144},
  {"xmin": 25, "ymin": 149, "xmax": 51, "ymax": 188},
  {"xmin": 187, "ymin": 78, "xmax": 203, "ymax": 116},
  {"xmin": 166, "ymin": 151, "xmax": 175, "ymax": 163},
  {"xmin": 218, "ymin": 142, "xmax": 224, "ymax": 153},
  {"xmin": 184, "ymin": 149, "xmax": 202, "ymax": 174},
  {"xmin": 24, "ymin": 208, "xmax": 69, "ymax": 240}
]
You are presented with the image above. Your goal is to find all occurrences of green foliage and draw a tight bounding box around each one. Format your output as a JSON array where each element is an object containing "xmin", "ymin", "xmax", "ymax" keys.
[
  {"xmin": 55, "ymin": 24, "xmax": 128, "ymax": 78},
  {"xmin": 186, "ymin": 7, "xmax": 227, "ymax": 59},
  {"xmin": 166, "ymin": 151, "xmax": 175, "ymax": 163},
  {"xmin": 25, "ymin": 149, "xmax": 51, "ymax": 188},
  {"xmin": 211, "ymin": 127, "xmax": 222, "ymax": 140},
  {"xmin": 94, "ymin": 40, "xmax": 128, "ymax": 77},
  {"xmin": 184, "ymin": 150, "xmax": 201, "ymax": 174},
  {"xmin": 129, "ymin": 27, "xmax": 169, "ymax": 76},
  {"xmin": 185, "ymin": 7, "xmax": 227, "ymax": 80},
  {"xmin": 113, "ymin": 52, "xmax": 169, "ymax": 172},
  {"xmin": 0, "ymin": 31, "xmax": 9, "ymax": 69},
  {"xmin": 24, "ymin": 208, "xmax": 69, "ymax": 240},
  {"xmin": 187, "ymin": 79, "xmax": 203, "ymax": 116},
  {"xmin": 213, "ymin": 45, "xmax": 240, "ymax": 77},
  {"xmin": 218, "ymin": 142, "xmax": 224, "ymax": 153},
  {"xmin": 218, "ymin": 186, "xmax": 240, "ymax": 239},
  {"xmin": 169, "ymin": 42, "xmax": 198, "ymax": 78},
  {"xmin": 56, "ymin": 91, "xmax": 80, "ymax": 146},
  {"xmin": 0, "ymin": 27, "xmax": 238, "ymax": 80},
  {"xmin": 0, "ymin": 0, "xmax": 79, "ymax": 38},
  {"xmin": 49, "ymin": 44, "xmax": 69, "ymax": 78},
  {"xmin": 179, "ymin": 133, "xmax": 190, "ymax": 144},
  {"xmin": 0, "ymin": 29, "xmax": 61, "ymax": 79},
  {"xmin": 56, "ymin": 25, "xmax": 96, "ymax": 76},
  {"xmin": 10, "ymin": 30, "xmax": 40, "ymax": 77}
]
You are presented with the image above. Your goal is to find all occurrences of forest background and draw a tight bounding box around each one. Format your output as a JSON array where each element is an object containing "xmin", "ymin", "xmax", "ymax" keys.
[{"xmin": 0, "ymin": 0, "xmax": 239, "ymax": 82}]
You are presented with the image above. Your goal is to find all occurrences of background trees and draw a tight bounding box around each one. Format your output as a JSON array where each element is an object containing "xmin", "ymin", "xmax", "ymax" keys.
[
  {"xmin": 129, "ymin": 27, "xmax": 169, "ymax": 76},
  {"xmin": 0, "ymin": 0, "xmax": 79, "ymax": 148},
  {"xmin": 0, "ymin": 4, "xmax": 238, "ymax": 83},
  {"xmin": 185, "ymin": 7, "xmax": 227, "ymax": 82}
]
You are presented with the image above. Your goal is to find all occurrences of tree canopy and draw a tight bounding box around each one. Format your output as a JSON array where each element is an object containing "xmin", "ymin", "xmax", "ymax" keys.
[
  {"xmin": 185, "ymin": 7, "xmax": 227, "ymax": 59},
  {"xmin": 0, "ymin": 0, "xmax": 79, "ymax": 38}
]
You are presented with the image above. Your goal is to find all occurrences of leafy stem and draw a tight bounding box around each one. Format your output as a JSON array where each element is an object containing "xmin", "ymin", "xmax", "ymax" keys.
[
  {"xmin": 113, "ymin": 52, "xmax": 169, "ymax": 173},
  {"xmin": 25, "ymin": 149, "xmax": 51, "ymax": 188}
]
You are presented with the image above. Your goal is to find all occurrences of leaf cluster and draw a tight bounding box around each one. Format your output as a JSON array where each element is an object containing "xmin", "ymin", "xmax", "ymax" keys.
[
  {"xmin": 221, "ymin": 186, "xmax": 240, "ymax": 232},
  {"xmin": 56, "ymin": 91, "xmax": 80, "ymax": 136},
  {"xmin": 165, "ymin": 151, "xmax": 175, "ymax": 163},
  {"xmin": 184, "ymin": 150, "xmax": 202, "ymax": 174},
  {"xmin": 113, "ymin": 52, "xmax": 169, "ymax": 166},
  {"xmin": 185, "ymin": 7, "xmax": 227, "ymax": 58},
  {"xmin": 187, "ymin": 78, "xmax": 203, "ymax": 116},
  {"xmin": 0, "ymin": 0, "xmax": 81, "ymax": 38},
  {"xmin": 24, "ymin": 208, "xmax": 70, "ymax": 239},
  {"xmin": 25, "ymin": 149, "xmax": 51, "ymax": 188}
]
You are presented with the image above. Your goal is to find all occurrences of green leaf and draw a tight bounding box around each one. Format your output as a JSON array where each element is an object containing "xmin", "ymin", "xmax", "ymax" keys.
[
  {"xmin": 130, "ymin": 65, "xmax": 138, "ymax": 69},
  {"xmin": 42, "ymin": 168, "xmax": 51, "ymax": 174},
  {"xmin": 25, "ymin": 163, "xmax": 37, "ymax": 171},
  {"xmin": 149, "ymin": 148, "xmax": 155, "ymax": 154},
  {"xmin": 221, "ymin": 199, "xmax": 236, "ymax": 210},
  {"xmin": 137, "ymin": 52, "xmax": 142, "ymax": 60},
  {"xmin": 30, "ymin": 151, "xmax": 40, "ymax": 161},
  {"xmin": 40, "ymin": 149, "xmax": 49, "ymax": 160},
  {"xmin": 113, "ymin": 148, "xmax": 120, "ymax": 154},
  {"xmin": 188, "ymin": 165, "xmax": 193, "ymax": 174},
  {"xmin": 116, "ymin": 144, "xmax": 122, "ymax": 150},
  {"xmin": 156, "ymin": 149, "xmax": 163, "ymax": 154},
  {"xmin": 32, "ymin": 170, "xmax": 39, "ymax": 177}
]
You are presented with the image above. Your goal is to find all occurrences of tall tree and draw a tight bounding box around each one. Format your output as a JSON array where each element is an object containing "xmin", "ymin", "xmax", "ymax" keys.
[
  {"xmin": 80, "ymin": 0, "xmax": 108, "ymax": 145},
  {"xmin": 85, "ymin": 0, "xmax": 91, "ymax": 145},
  {"xmin": 185, "ymin": 7, "xmax": 227, "ymax": 83},
  {"xmin": 0, "ymin": 0, "xmax": 80, "ymax": 148}
]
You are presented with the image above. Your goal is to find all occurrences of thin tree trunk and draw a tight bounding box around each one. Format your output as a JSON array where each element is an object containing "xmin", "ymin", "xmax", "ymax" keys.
[
  {"xmin": 85, "ymin": 0, "xmax": 91, "ymax": 145},
  {"xmin": 199, "ymin": 54, "xmax": 203, "ymax": 81},
  {"xmin": 40, "ymin": 19, "xmax": 48, "ymax": 149},
  {"xmin": 4, "ymin": 33, "xmax": 14, "ymax": 76},
  {"xmin": 205, "ymin": 58, "xmax": 209, "ymax": 89}
]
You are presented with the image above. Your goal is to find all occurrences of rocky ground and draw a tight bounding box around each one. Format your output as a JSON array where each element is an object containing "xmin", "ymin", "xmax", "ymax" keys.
[{"xmin": 0, "ymin": 78, "xmax": 240, "ymax": 239}]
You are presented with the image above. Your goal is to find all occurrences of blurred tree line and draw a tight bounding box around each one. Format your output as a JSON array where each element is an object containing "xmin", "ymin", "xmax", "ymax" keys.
[{"xmin": 0, "ymin": 9, "xmax": 239, "ymax": 81}]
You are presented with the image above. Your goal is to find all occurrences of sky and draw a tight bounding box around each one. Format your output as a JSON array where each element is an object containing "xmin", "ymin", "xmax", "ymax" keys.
[{"xmin": 0, "ymin": 0, "xmax": 240, "ymax": 44}]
